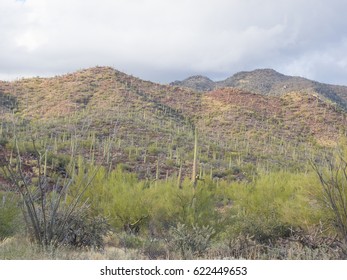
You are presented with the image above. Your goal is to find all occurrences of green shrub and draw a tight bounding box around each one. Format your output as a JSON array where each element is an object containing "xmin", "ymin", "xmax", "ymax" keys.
[
  {"xmin": 79, "ymin": 164, "xmax": 150, "ymax": 231},
  {"xmin": 46, "ymin": 152, "xmax": 70, "ymax": 170},
  {"xmin": 61, "ymin": 212, "xmax": 110, "ymax": 250},
  {"xmin": 119, "ymin": 234, "xmax": 144, "ymax": 249},
  {"xmin": 310, "ymin": 145, "xmax": 347, "ymax": 244},
  {"xmin": 147, "ymin": 144, "xmax": 161, "ymax": 156},
  {"xmin": 0, "ymin": 137, "xmax": 8, "ymax": 147},
  {"xmin": 81, "ymin": 166, "xmax": 223, "ymax": 239},
  {"xmin": 0, "ymin": 192, "xmax": 21, "ymax": 240},
  {"xmin": 143, "ymin": 239, "xmax": 167, "ymax": 259},
  {"xmin": 227, "ymin": 171, "xmax": 313, "ymax": 243},
  {"xmin": 169, "ymin": 223, "xmax": 215, "ymax": 259}
]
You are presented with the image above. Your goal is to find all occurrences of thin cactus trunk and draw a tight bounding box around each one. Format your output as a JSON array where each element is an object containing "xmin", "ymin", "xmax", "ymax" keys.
[
  {"xmin": 177, "ymin": 162, "xmax": 182, "ymax": 188},
  {"xmin": 156, "ymin": 159, "xmax": 160, "ymax": 180},
  {"xmin": 192, "ymin": 127, "xmax": 198, "ymax": 186}
]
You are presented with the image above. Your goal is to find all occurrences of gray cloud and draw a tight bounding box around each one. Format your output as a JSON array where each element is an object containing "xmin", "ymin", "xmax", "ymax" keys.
[{"xmin": 1, "ymin": 0, "xmax": 347, "ymax": 85}]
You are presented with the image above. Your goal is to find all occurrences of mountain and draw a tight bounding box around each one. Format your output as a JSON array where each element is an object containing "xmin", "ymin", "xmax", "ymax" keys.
[
  {"xmin": 171, "ymin": 69, "xmax": 347, "ymax": 110},
  {"xmin": 0, "ymin": 66, "xmax": 346, "ymax": 182},
  {"xmin": 171, "ymin": 75, "xmax": 215, "ymax": 92}
]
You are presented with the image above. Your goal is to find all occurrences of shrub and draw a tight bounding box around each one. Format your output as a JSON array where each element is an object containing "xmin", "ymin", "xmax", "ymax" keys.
[
  {"xmin": 60, "ymin": 211, "xmax": 110, "ymax": 249},
  {"xmin": 311, "ymin": 146, "xmax": 347, "ymax": 247},
  {"xmin": 119, "ymin": 233, "xmax": 144, "ymax": 249},
  {"xmin": 147, "ymin": 143, "xmax": 163, "ymax": 156},
  {"xmin": 169, "ymin": 223, "xmax": 215, "ymax": 259},
  {"xmin": 0, "ymin": 137, "xmax": 8, "ymax": 147},
  {"xmin": 227, "ymin": 172, "xmax": 311, "ymax": 244},
  {"xmin": 0, "ymin": 192, "xmax": 21, "ymax": 240},
  {"xmin": 142, "ymin": 239, "xmax": 167, "ymax": 259}
]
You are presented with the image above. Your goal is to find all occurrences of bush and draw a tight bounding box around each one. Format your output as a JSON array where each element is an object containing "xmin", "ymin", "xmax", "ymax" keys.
[
  {"xmin": 0, "ymin": 192, "xmax": 21, "ymax": 240},
  {"xmin": 0, "ymin": 137, "xmax": 8, "ymax": 147},
  {"xmin": 143, "ymin": 239, "xmax": 167, "ymax": 259},
  {"xmin": 311, "ymin": 147, "xmax": 347, "ymax": 245},
  {"xmin": 119, "ymin": 233, "xmax": 144, "ymax": 249},
  {"xmin": 231, "ymin": 213, "xmax": 291, "ymax": 244},
  {"xmin": 59, "ymin": 211, "xmax": 110, "ymax": 250},
  {"xmin": 227, "ymin": 172, "xmax": 311, "ymax": 244},
  {"xmin": 169, "ymin": 223, "xmax": 215, "ymax": 259}
]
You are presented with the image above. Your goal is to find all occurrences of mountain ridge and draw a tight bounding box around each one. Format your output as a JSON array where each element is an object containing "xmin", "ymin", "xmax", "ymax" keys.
[{"xmin": 170, "ymin": 68, "xmax": 347, "ymax": 110}]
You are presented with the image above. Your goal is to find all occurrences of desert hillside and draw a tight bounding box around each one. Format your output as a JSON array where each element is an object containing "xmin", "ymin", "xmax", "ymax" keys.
[{"xmin": 1, "ymin": 66, "xmax": 347, "ymax": 260}]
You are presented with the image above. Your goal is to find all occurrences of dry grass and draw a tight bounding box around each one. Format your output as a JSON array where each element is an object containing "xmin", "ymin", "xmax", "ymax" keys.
[
  {"xmin": 1, "ymin": 231, "xmax": 345, "ymax": 260},
  {"xmin": 0, "ymin": 236, "xmax": 147, "ymax": 260}
]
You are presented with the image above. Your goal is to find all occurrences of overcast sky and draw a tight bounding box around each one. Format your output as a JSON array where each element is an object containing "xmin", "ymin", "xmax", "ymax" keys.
[{"xmin": 1, "ymin": 0, "xmax": 347, "ymax": 85}]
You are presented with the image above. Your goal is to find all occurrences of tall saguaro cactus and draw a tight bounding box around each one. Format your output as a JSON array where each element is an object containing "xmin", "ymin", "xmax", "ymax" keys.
[{"xmin": 192, "ymin": 126, "xmax": 198, "ymax": 186}]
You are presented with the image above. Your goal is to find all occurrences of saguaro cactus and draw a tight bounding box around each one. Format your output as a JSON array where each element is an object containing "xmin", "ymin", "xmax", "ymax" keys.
[{"xmin": 192, "ymin": 127, "xmax": 198, "ymax": 186}]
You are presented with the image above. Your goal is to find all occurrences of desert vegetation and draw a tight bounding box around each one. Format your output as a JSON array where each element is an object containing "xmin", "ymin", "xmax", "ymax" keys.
[{"xmin": 1, "ymin": 67, "xmax": 347, "ymax": 259}]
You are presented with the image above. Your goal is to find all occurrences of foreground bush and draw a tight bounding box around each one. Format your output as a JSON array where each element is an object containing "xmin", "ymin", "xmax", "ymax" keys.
[
  {"xmin": 169, "ymin": 223, "xmax": 215, "ymax": 259},
  {"xmin": 224, "ymin": 171, "xmax": 322, "ymax": 244},
  {"xmin": 310, "ymin": 147, "xmax": 347, "ymax": 255},
  {"xmin": 0, "ymin": 192, "xmax": 21, "ymax": 240}
]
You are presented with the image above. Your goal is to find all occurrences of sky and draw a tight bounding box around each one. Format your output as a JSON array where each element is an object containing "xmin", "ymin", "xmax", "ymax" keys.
[{"xmin": 1, "ymin": 0, "xmax": 347, "ymax": 85}]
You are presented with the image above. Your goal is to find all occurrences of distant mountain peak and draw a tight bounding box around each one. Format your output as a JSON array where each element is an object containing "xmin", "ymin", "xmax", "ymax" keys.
[
  {"xmin": 237, "ymin": 68, "xmax": 284, "ymax": 75},
  {"xmin": 183, "ymin": 75, "xmax": 213, "ymax": 81},
  {"xmin": 170, "ymin": 75, "xmax": 214, "ymax": 92}
]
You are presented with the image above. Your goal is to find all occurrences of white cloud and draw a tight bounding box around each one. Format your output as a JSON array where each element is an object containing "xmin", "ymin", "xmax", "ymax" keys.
[
  {"xmin": 1, "ymin": 0, "xmax": 347, "ymax": 84},
  {"xmin": 281, "ymin": 38, "xmax": 347, "ymax": 85}
]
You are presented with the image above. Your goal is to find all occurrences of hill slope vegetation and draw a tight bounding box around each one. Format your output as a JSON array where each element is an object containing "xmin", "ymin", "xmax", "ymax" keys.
[{"xmin": 0, "ymin": 66, "xmax": 346, "ymax": 179}]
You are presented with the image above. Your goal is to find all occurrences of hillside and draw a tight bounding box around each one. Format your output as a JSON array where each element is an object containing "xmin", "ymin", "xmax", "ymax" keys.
[
  {"xmin": 171, "ymin": 69, "xmax": 347, "ymax": 110},
  {"xmin": 2, "ymin": 66, "xmax": 347, "ymax": 260},
  {"xmin": 0, "ymin": 66, "xmax": 346, "ymax": 182},
  {"xmin": 0, "ymin": 67, "xmax": 203, "ymax": 180}
]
